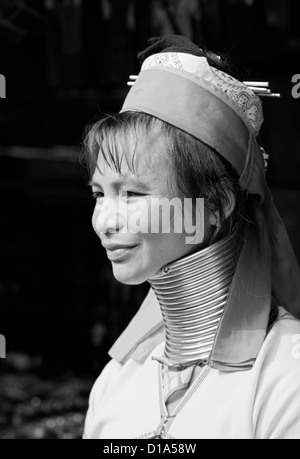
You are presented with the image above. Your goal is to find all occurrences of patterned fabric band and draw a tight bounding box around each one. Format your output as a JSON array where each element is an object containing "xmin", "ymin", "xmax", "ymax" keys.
[{"xmin": 140, "ymin": 52, "xmax": 264, "ymax": 136}]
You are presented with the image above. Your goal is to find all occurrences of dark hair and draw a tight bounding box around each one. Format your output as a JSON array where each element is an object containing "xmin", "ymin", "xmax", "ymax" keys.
[
  {"xmin": 137, "ymin": 35, "xmax": 241, "ymax": 80},
  {"xmin": 82, "ymin": 110, "xmax": 259, "ymax": 249}
]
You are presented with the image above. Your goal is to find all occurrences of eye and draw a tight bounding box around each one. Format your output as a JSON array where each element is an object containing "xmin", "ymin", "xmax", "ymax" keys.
[
  {"xmin": 91, "ymin": 190, "xmax": 147, "ymax": 201},
  {"xmin": 126, "ymin": 191, "xmax": 146, "ymax": 198},
  {"xmin": 92, "ymin": 191, "xmax": 104, "ymax": 200},
  {"xmin": 119, "ymin": 190, "xmax": 147, "ymax": 200}
]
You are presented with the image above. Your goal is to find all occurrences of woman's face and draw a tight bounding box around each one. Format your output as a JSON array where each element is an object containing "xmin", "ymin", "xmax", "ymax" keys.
[{"xmin": 90, "ymin": 134, "xmax": 208, "ymax": 285}]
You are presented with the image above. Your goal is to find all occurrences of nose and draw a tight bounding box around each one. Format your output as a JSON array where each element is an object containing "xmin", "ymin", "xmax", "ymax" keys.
[{"xmin": 92, "ymin": 196, "xmax": 126, "ymax": 235}]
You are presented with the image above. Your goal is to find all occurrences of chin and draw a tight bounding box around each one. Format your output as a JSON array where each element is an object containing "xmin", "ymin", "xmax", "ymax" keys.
[{"xmin": 111, "ymin": 264, "xmax": 147, "ymax": 286}]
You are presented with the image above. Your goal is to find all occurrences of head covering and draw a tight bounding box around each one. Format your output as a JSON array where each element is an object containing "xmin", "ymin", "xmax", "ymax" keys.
[{"xmin": 109, "ymin": 36, "xmax": 300, "ymax": 371}]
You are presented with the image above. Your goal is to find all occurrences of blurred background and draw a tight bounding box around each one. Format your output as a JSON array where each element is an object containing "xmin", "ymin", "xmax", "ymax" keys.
[{"xmin": 0, "ymin": 0, "xmax": 299, "ymax": 439}]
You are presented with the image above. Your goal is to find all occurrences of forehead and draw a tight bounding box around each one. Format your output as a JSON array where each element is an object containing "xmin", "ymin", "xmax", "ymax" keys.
[
  {"xmin": 95, "ymin": 125, "xmax": 169, "ymax": 180},
  {"xmin": 92, "ymin": 163, "xmax": 148, "ymax": 187}
]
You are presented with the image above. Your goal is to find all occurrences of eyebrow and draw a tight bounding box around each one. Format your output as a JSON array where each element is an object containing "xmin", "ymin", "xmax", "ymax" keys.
[{"xmin": 88, "ymin": 175, "xmax": 149, "ymax": 189}]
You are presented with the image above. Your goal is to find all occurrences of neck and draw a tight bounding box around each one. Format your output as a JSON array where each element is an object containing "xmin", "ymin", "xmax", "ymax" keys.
[{"xmin": 148, "ymin": 235, "xmax": 242, "ymax": 368}]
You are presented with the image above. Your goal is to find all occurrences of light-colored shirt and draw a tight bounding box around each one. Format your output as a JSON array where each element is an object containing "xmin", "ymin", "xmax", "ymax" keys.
[{"xmin": 84, "ymin": 307, "xmax": 300, "ymax": 439}]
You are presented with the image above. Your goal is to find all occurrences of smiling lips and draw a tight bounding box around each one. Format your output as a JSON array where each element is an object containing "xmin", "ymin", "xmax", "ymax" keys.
[
  {"xmin": 102, "ymin": 243, "xmax": 138, "ymax": 251},
  {"xmin": 103, "ymin": 243, "xmax": 138, "ymax": 261}
]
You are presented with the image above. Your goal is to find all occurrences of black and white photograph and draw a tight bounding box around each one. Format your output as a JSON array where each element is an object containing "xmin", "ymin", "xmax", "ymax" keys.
[{"xmin": 0, "ymin": 0, "xmax": 300, "ymax": 441}]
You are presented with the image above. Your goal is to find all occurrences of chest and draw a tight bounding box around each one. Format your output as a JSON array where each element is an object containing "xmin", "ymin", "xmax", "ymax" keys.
[{"xmin": 90, "ymin": 361, "xmax": 257, "ymax": 439}]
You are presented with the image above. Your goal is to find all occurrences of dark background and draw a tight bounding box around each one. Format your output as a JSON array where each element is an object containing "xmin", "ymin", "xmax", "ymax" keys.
[{"xmin": 0, "ymin": 0, "xmax": 299, "ymax": 439}]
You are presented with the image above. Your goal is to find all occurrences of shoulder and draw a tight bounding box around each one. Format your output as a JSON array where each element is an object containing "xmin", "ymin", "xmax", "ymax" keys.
[
  {"xmin": 258, "ymin": 306, "xmax": 300, "ymax": 373},
  {"xmin": 83, "ymin": 359, "xmax": 123, "ymax": 439},
  {"xmin": 268, "ymin": 306, "xmax": 300, "ymax": 355},
  {"xmin": 253, "ymin": 307, "xmax": 300, "ymax": 439},
  {"xmin": 89, "ymin": 359, "xmax": 123, "ymax": 414},
  {"xmin": 86, "ymin": 340, "xmax": 165, "ymax": 415}
]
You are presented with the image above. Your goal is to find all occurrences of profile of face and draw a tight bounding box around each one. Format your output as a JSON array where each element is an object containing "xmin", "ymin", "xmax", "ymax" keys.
[{"xmin": 90, "ymin": 131, "xmax": 210, "ymax": 285}]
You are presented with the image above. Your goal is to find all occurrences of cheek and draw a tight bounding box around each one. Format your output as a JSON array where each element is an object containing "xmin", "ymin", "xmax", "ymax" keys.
[
  {"xmin": 92, "ymin": 207, "xmax": 99, "ymax": 234},
  {"xmin": 126, "ymin": 198, "xmax": 152, "ymax": 234}
]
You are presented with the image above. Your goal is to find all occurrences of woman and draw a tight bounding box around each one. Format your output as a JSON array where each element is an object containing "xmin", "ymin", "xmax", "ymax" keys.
[{"xmin": 83, "ymin": 36, "xmax": 300, "ymax": 439}]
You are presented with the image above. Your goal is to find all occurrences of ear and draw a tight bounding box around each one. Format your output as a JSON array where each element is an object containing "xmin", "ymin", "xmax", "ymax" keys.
[{"xmin": 208, "ymin": 189, "xmax": 236, "ymax": 227}]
